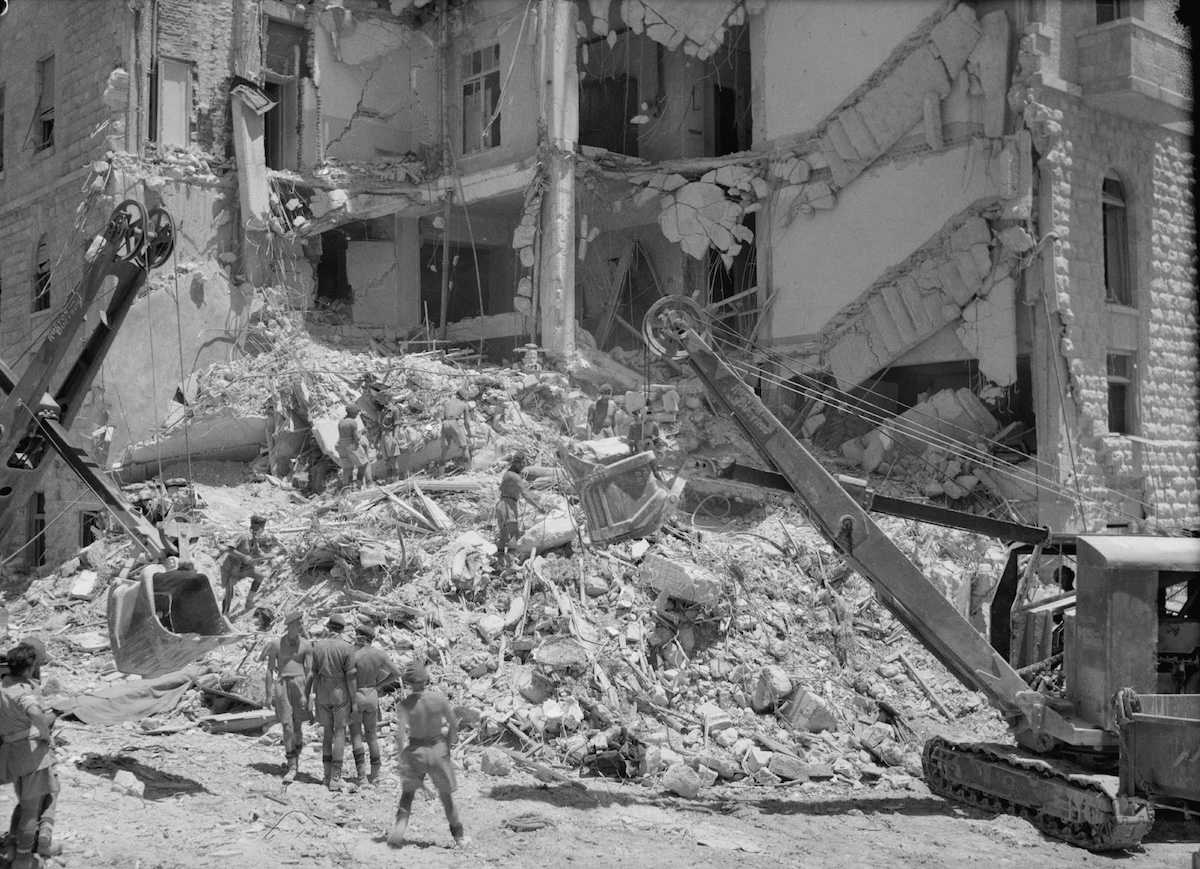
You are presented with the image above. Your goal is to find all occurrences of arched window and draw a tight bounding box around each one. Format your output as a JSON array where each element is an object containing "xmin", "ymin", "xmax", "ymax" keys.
[
  {"xmin": 1102, "ymin": 175, "xmax": 1133, "ymax": 307},
  {"xmin": 31, "ymin": 234, "xmax": 51, "ymax": 312}
]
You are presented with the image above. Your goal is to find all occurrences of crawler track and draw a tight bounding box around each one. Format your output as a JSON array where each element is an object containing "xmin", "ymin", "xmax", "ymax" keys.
[{"xmin": 922, "ymin": 737, "xmax": 1154, "ymax": 851}]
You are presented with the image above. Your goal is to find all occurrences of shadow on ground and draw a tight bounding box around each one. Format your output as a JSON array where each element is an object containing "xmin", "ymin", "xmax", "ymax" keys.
[{"xmin": 75, "ymin": 752, "xmax": 213, "ymax": 799}]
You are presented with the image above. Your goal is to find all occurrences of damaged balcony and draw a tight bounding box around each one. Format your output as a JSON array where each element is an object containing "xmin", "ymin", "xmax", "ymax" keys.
[{"xmin": 1075, "ymin": 18, "xmax": 1192, "ymax": 128}]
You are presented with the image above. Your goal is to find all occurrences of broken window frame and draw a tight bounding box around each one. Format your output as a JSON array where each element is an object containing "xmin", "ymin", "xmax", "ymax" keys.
[
  {"xmin": 579, "ymin": 74, "xmax": 640, "ymax": 157},
  {"xmin": 461, "ymin": 44, "xmax": 501, "ymax": 155},
  {"xmin": 1102, "ymin": 175, "xmax": 1133, "ymax": 307},
  {"xmin": 263, "ymin": 18, "xmax": 306, "ymax": 171},
  {"xmin": 150, "ymin": 56, "xmax": 194, "ymax": 149},
  {"xmin": 80, "ymin": 510, "xmax": 104, "ymax": 548},
  {"xmin": 31, "ymin": 233, "xmax": 51, "ymax": 313},
  {"xmin": 1106, "ymin": 351, "xmax": 1137, "ymax": 435},
  {"xmin": 35, "ymin": 55, "xmax": 54, "ymax": 152}
]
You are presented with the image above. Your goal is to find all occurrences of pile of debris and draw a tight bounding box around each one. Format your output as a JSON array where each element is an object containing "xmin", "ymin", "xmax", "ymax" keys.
[{"xmin": 9, "ymin": 321, "xmax": 1014, "ymax": 801}]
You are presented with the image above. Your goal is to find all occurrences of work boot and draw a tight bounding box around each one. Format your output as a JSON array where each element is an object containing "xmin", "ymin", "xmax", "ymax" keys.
[
  {"xmin": 282, "ymin": 754, "xmax": 297, "ymax": 784},
  {"xmin": 367, "ymin": 761, "xmax": 382, "ymax": 786},
  {"xmin": 322, "ymin": 758, "xmax": 333, "ymax": 788},
  {"xmin": 450, "ymin": 823, "xmax": 466, "ymax": 848},
  {"xmin": 328, "ymin": 763, "xmax": 358, "ymax": 793},
  {"xmin": 387, "ymin": 811, "xmax": 409, "ymax": 848},
  {"xmin": 353, "ymin": 750, "xmax": 366, "ymax": 786}
]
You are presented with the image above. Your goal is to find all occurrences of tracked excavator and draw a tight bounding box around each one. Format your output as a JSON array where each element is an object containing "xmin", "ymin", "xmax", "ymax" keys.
[
  {"xmin": 0, "ymin": 201, "xmax": 240, "ymax": 677},
  {"xmin": 641, "ymin": 295, "xmax": 1200, "ymax": 851}
]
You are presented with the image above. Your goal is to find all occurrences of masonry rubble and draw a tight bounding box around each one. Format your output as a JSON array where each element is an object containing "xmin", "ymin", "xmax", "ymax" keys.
[{"xmin": 3, "ymin": 311, "xmax": 1010, "ymax": 802}]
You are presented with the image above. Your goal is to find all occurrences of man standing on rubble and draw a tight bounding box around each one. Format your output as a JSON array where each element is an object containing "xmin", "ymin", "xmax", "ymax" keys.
[
  {"xmin": 586, "ymin": 383, "xmax": 616, "ymax": 438},
  {"xmin": 348, "ymin": 623, "xmax": 402, "ymax": 786},
  {"xmin": 375, "ymin": 395, "xmax": 404, "ymax": 483},
  {"xmin": 305, "ymin": 613, "xmax": 359, "ymax": 792},
  {"xmin": 220, "ymin": 515, "xmax": 276, "ymax": 615},
  {"xmin": 626, "ymin": 406, "xmax": 663, "ymax": 455},
  {"xmin": 387, "ymin": 659, "xmax": 464, "ymax": 849},
  {"xmin": 439, "ymin": 386, "xmax": 473, "ymax": 470},
  {"xmin": 495, "ymin": 452, "xmax": 545, "ymax": 565},
  {"xmin": 261, "ymin": 611, "xmax": 313, "ymax": 784},
  {"xmin": 337, "ymin": 404, "xmax": 373, "ymax": 490},
  {"xmin": 0, "ymin": 640, "xmax": 59, "ymax": 869}
]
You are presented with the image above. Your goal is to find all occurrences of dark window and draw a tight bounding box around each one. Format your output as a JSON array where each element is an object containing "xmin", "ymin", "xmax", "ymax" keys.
[
  {"xmin": 420, "ymin": 243, "xmax": 491, "ymax": 326},
  {"xmin": 80, "ymin": 511, "xmax": 104, "ymax": 548},
  {"xmin": 36, "ymin": 56, "xmax": 54, "ymax": 151},
  {"xmin": 28, "ymin": 492, "xmax": 45, "ymax": 568},
  {"xmin": 1102, "ymin": 176, "xmax": 1133, "ymax": 306},
  {"xmin": 32, "ymin": 234, "xmax": 51, "ymax": 312},
  {"xmin": 1106, "ymin": 352, "xmax": 1135, "ymax": 434},
  {"xmin": 1096, "ymin": 0, "xmax": 1129, "ymax": 24},
  {"xmin": 0, "ymin": 85, "xmax": 6, "ymax": 171},
  {"xmin": 580, "ymin": 76, "xmax": 639, "ymax": 157},
  {"xmin": 462, "ymin": 45, "xmax": 501, "ymax": 153}
]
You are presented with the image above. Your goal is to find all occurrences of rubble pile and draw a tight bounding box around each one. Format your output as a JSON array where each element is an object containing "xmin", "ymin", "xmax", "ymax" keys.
[{"xmin": 5, "ymin": 325, "xmax": 1013, "ymax": 803}]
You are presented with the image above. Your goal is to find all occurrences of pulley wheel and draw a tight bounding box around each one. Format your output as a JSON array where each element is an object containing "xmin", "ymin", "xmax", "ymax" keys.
[
  {"xmin": 642, "ymin": 295, "xmax": 708, "ymax": 362},
  {"xmin": 108, "ymin": 200, "xmax": 147, "ymax": 262},
  {"xmin": 144, "ymin": 208, "xmax": 176, "ymax": 269}
]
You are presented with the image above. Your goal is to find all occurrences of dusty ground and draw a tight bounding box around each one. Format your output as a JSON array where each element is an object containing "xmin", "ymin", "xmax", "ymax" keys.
[{"xmin": 36, "ymin": 715, "xmax": 1197, "ymax": 869}]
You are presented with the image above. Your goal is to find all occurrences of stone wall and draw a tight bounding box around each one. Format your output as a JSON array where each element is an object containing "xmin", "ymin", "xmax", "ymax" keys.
[{"xmin": 1025, "ymin": 86, "xmax": 1198, "ymax": 530}]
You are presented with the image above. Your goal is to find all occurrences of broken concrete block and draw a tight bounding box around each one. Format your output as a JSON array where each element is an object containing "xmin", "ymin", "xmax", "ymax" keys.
[
  {"xmin": 513, "ymin": 665, "xmax": 553, "ymax": 704},
  {"xmin": 744, "ymin": 747, "xmax": 773, "ymax": 773},
  {"xmin": 929, "ymin": 3, "xmax": 981, "ymax": 75},
  {"xmin": 780, "ymin": 686, "xmax": 839, "ymax": 733},
  {"xmin": 475, "ymin": 614, "xmax": 505, "ymax": 644},
  {"xmin": 715, "ymin": 728, "xmax": 740, "ymax": 748},
  {"xmin": 855, "ymin": 46, "xmax": 950, "ymax": 149},
  {"xmin": 880, "ymin": 284, "xmax": 918, "ymax": 342},
  {"xmin": 825, "ymin": 118, "xmax": 861, "ymax": 163},
  {"xmin": 480, "ymin": 747, "xmax": 513, "ymax": 776},
  {"xmin": 639, "ymin": 554, "xmax": 723, "ymax": 604},
  {"xmin": 112, "ymin": 770, "xmax": 145, "ymax": 798},
  {"xmin": 823, "ymin": 141, "xmax": 859, "ymax": 190},
  {"xmin": 662, "ymin": 763, "xmax": 701, "ymax": 799},
  {"xmin": 839, "ymin": 107, "xmax": 879, "ymax": 161},
  {"xmin": 936, "ymin": 258, "xmax": 973, "ymax": 306},
  {"xmin": 750, "ymin": 665, "xmax": 792, "ymax": 713},
  {"xmin": 832, "ymin": 758, "xmax": 860, "ymax": 780},
  {"xmin": 800, "ymin": 413, "xmax": 825, "ymax": 440},
  {"xmin": 767, "ymin": 753, "xmax": 810, "ymax": 782},
  {"xmin": 866, "ymin": 297, "xmax": 906, "ymax": 354},
  {"xmin": 693, "ymin": 753, "xmax": 738, "ymax": 780},
  {"xmin": 951, "ymin": 249, "xmax": 984, "ymax": 295},
  {"xmin": 583, "ymin": 574, "xmax": 609, "ymax": 597},
  {"xmin": 840, "ymin": 438, "xmax": 866, "ymax": 464},
  {"xmin": 70, "ymin": 570, "xmax": 99, "ymax": 600},
  {"xmin": 951, "ymin": 216, "xmax": 991, "ymax": 251},
  {"xmin": 696, "ymin": 702, "xmax": 735, "ymax": 734},
  {"xmin": 695, "ymin": 764, "xmax": 719, "ymax": 789}
]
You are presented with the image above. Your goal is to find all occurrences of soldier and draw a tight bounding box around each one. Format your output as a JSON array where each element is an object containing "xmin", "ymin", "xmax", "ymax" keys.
[
  {"xmin": 376, "ymin": 395, "xmax": 404, "ymax": 482},
  {"xmin": 305, "ymin": 614, "xmax": 358, "ymax": 792},
  {"xmin": 219, "ymin": 515, "xmax": 277, "ymax": 615},
  {"xmin": 387, "ymin": 660, "xmax": 464, "ymax": 849},
  {"xmin": 586, "ymin": 383, "xmax": 615, "ymax": 439},
  {"xmin": 337, "ymin": 404, "xmax": 372, "ymax": 490},
  {"xmin": 261, "ymin": 611, "xmax": 312, "ymax": 783},
  {"xmin": 0, "ymin": 641, "xmax": 59, "ymax": 869},
  {"xmin": 439, "ymin": 387, "xmax": 473, "ymax": 470},
  {"xmin": 494, "ymin": 452, "xmax": 545, "ymax": 564},
  {"xmin": 349, "ymin": 623, "xmax": 402, "ymax": 786}
]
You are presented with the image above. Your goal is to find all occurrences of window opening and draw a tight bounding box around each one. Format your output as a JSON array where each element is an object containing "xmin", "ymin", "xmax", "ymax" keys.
[
  {"xmin": 151, "ymin": 58, "xmax": 193, "ymax": 148},
  {"xmin": 420, "ymin": 243, "xmax": 492, "ymax": 326},
  {"xmin": 462, "ymin": 45, "xmax": 501, "ymax": 154},
  {"xmin": 264, "ymin": 19, "xmax": 306, "ymax": 171},
  {"xmin": 80, "ymin": 511, "xmax": 105, "ymax": 548},
  {"xmin": 580, "ymin": 76, "xmax": 639, "ymax": 157},
  {"xmin": 32, "ymin": 234, "xmax": 51, "ymax": 312},
  {"xmin": 1102, "ymin": 175, "xmax": 1132, "ymax": 306},
  {"xmin": 1095, "ymin": 0, "xmax": 1129, "ymax": 24},
  {"xmin": 36, "ymin": 56, "xmax": 54, "ymax": 151},
  {"xmin": 1106, "ymin": 352, "xmax": 1136, "ymax": 435},
  {"xmin": 28, "ymin": 491, "xmax": 45, "ymax": 568}
]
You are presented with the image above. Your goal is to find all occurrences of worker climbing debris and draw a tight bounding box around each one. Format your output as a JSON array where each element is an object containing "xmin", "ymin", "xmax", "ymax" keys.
[{"xmin": 219, "ymin": 514, "xmax": 278, "ymax": 615}]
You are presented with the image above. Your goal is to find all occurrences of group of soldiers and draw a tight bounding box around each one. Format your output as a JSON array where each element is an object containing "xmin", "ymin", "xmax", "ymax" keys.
[
  {"xmin": 336, "ymin": 380, "xmax": 480, "ymax": 492},
  {"xmin": 260, "ymin": 610, "xmax": 465, "ymax": 849},
  {"xmin": 586, "ymin": 383, "xmax": 664, "ymax": 454}
]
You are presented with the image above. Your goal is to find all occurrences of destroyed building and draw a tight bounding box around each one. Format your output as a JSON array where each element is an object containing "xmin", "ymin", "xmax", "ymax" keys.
[{"xmin": 0, "ymin": 0, "xmax": 1196, "ymax": 565}]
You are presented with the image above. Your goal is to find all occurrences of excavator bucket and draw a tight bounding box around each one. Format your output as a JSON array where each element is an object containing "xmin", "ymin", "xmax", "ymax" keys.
[
  {"xmin": 108, "ymin": 565, "xmax": 244, "ymax": 677},
  {"xmin": 557, "ymin": 438, "xmax": 683, "ymax": 545}
]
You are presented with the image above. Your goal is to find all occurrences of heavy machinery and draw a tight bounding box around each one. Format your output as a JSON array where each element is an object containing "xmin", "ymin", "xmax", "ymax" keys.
[
  {"xmin": 642, "ymin": 295, "xmax": 1200, "ymax": 850},
  {"xmin": 0, "ymin": 201, "xmax": 240, "ymax": 676}
]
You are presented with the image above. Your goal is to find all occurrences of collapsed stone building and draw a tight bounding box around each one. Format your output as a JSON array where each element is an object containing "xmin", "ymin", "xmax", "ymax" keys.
[{"xmin": 0, "ymin": 0, "xmax": 1195, "ymax": 566}]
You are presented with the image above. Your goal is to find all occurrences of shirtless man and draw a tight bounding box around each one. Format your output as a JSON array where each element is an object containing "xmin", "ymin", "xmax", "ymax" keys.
[
  {"xmin": 305, "ymin": 613, "xmax": 359, "ymax": 792},
  {"xmin": 348, "ymin": 624, "xmax": 402, "ymax": 786},
  {"xmin": 387, "ymin": 660, "xmax": 463, "ymax": 849},
  {"xmin": 260, "ymin": 611, "xmax": 312, "ymax": 783}
]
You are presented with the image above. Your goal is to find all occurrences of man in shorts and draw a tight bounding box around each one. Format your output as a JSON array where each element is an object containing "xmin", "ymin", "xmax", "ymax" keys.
[
  {"xmin": 219, "ymin": 515, "xmax": 277, "ymax": 615},
  {"xmin": 388, "ymin": 660, "xmax": 463, "ymax": 848},
  {"xmin": 494, "ymin": 452, "xmax": 545, "ymax": 565},
  {"xmin": 337, "ymin": 404, "xmax": 372, "ymax": 490},
  {"xmin": 260, "ymin": 611, "xmax": 312, "ymax": 783},
  {"xmin": 349, "ymin": 623, "xmax": 402, "ymax": 786},
  {"xmin": 305, "ymin": 613, "xmax": 358, "ymax": 792},
  {"xmin": 439, "ymin": 387, "xmax": 473, "ymax": 470},
  {"xmin": 0, "ymin": 641, "xmax": 59, "ymax": 869}
]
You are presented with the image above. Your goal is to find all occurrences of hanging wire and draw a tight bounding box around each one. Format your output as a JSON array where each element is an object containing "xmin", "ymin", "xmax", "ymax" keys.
[{"xmin": 169, "ymin": 228, "xmax": 198, "ymax": 512}]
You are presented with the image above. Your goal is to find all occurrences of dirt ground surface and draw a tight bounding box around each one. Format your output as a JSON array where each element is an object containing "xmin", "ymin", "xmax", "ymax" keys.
[{"xmin": 30, "ymin": 714, "xmax": 1196, "ymax": 869}]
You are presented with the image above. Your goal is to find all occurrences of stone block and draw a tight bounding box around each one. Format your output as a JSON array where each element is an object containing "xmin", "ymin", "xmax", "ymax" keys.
[
  {"xmin": 692, "ymin": 753, "xmax": 738, "ymax": 780},
  {"xmin": 480, "ymin": 747, "xmax": 513, "ymax": 776},
  {"xmin": 640, "ymin": 553, "xmax": 723, "ymax": 604},
  {"xmin": 696, "ymin": 702, "xmax": 735, "ymax": 733},
  {"xmin": 767, "ymin": 753, "xmax": 810, "ymax": 782},
  {"xmin": 838, "ymin": 107, "xmax": 880, "ymax": 161},
  {"xmin": 779, "ymin": 686, "xmax": 839, "ymax": 733},
  {"xmin": 805, "ymin": 763, "xmax": 836, "ymax": 780},
  {"xmin": 865, "ymin": 298, "xmax": 906, "ymax": 355},
  {"xmin": 744, "ymin": 747, "xmax": 773, "ymax": 773},
  {"xmin": 662, "ymin": 763, "xmax": 701, "ymax": 799},
  {"xmin": 750, "ymin": 665, "xmax": 793, "ymax": 712},
  {"xmin": 929, "ymin": 4, "xmax": 981, "ymax": 75}
]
